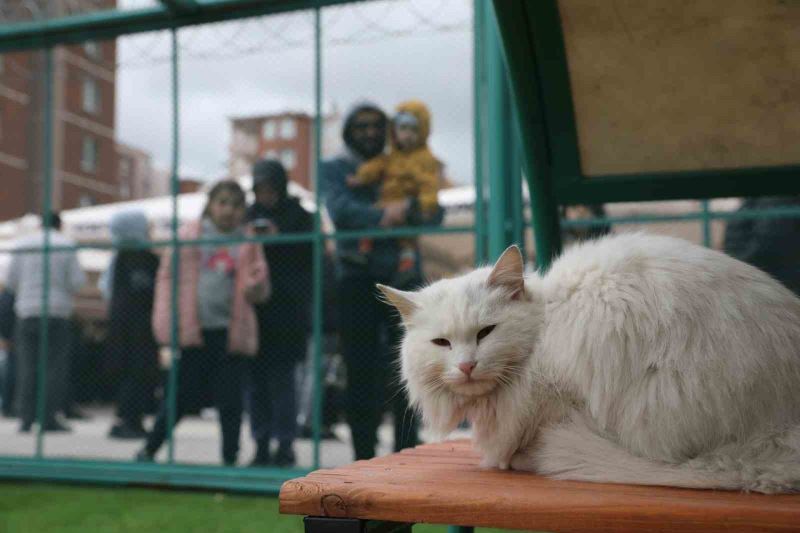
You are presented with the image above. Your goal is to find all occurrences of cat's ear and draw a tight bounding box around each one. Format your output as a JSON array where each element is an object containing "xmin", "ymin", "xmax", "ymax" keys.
[
  {"xmin": 488, "ymin": 245, "xmax": 525, "ymax": 300},
  {"xmin": 376, "ymin": 284, "xmax": 419, "ymax": 322}
]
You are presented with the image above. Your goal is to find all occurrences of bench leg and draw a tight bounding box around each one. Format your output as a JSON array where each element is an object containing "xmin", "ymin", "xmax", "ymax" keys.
[
  {"xmin": 304, "ymin": 517, "xmax": 413, "ymax": 533},
  {"xmin": 447, "ymin": 527, "xmax": 474, "ymax": 533}
]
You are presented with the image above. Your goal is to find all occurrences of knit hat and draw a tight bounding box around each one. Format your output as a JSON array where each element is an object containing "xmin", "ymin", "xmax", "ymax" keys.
[
  {"xmin": 109, "ymin": 209, "xmax": 149, "ymax": 243},
  {"xmin": 252, "ymin": 158, "xmax": 288, "ymax": 199}
]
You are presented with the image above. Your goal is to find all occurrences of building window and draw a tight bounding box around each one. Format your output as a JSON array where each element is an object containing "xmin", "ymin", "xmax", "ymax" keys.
[
  {"xmin": 84, "ymin": 41, "xmax": 102, "ymax": 61},
  {"xmin": 265, "ymin": 149, "xmax": 278, "ymax": 159},
  {"xmin": 262, "ymin": 120, "xmax": 277, "ymax": 140},
  {"xmin": 82, "ymin": 77, "xmax": 100, "ymax": 114},
  {"xmin": 81, "ymin": 136, "xmax": 97, "ymax": 173},
  {"xmin": 280, "ymin": 118, "xmax": 297, "ymax": 139},
  {"xmin": 79, "ymin": 193, "xmax": 95, "ymax": 207},
  {"xmin": 119, "ymin": 158, "xmax": 132, "ymax": 179},
  {"xmin": 233, "ymin": 130, "xmax": 258, "ymax": 155},
  {"xmin": 120, "ymin": 182, "xmax": 131, "ymax": 199},
  {"xmin": 0, "ymin": 56, "xmax": 4, "ymax": 75},
  {"xmin": 281, "ymin": 148, "xmax": 296, "ymax": 170}
]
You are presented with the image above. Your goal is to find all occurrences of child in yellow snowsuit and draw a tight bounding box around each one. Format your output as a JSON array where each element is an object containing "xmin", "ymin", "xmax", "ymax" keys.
[{"xmin": 346, "ymin": 100, "xmax": 441, "ymax": 284}]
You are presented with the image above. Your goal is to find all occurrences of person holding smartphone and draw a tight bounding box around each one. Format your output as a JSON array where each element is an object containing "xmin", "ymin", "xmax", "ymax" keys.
[{"xmin": 245, "ymin": 159, "xmax": 313, "ymax": 467}]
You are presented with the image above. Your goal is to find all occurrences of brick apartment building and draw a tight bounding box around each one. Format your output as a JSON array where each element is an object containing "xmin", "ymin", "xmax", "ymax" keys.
[
  {"xmin": 0, "ymin": 51, "xmax": 32, "ymax": 220},
  {"xmin": 59, "ymin": 38, "xmax": 119, "ymax": 210},
  {"xmin": 0, "ymin": 1, "xmax": 122, "ymax": 221},
  {"xmin": 229, "ymin": 110, "xmax": 341, "ymax": 191},
  {"xmin": 116, "ymin": 141, "xmax": 170, "ymax": 201},
  {"xmin": 0, "ymin": 1, "xmax": 165, "ymax": 222}
]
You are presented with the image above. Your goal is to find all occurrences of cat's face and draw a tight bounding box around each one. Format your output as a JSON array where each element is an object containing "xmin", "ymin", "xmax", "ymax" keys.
[{"xmin": 379, "ymin": 247, "xmax": 542, "ymax": 424}]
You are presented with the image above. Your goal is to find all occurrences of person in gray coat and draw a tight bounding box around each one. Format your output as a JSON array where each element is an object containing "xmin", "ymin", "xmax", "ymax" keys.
[{"xmin": 6, "ymin": 213, "xmax": 86, "ymax": 432}]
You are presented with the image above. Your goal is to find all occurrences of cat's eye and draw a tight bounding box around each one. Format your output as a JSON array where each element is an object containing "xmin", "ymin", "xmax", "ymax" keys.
[
  {"xmin": 431, "ymin": 338, "xmax": 451, "ymax": 348},
  {"xmin": 477, "ymin": 325, "xmax": 496, "ymax": 343}
]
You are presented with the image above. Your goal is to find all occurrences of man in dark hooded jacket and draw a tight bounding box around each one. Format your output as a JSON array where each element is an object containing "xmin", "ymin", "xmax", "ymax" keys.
[
  {"xmin": 322, "ymin": 102, "xmax": 442, "ymax": 460},
  {"xmin": 246, "ymin": 158, "xmax": 313, "ymax": 467}
]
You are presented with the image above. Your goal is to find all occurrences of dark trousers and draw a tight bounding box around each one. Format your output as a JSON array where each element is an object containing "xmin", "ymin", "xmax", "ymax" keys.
[
  {"xmin": 248, "ymin": 333, "xmax": 301, "ymax": 453},
  {"xmin": 59, "ymin": 323, "xmax": 81, "ymax": 416},
  {"xmin": 117, "ymin": 367, "xmax": 156, "ymax": 426},
  {"xmin": 337, "ymin": 276, "xmax": 419, "ymax": 460},
  {"xmin": 14, "ymin": 317, "xmax": 72, "ymax": 425},
  {"xmin": 2, "ymin": 345, "xmax": 16, "ymax": 416},
  {"xmin": 112, "ymin": 337, "xmax": 158, "ymax": 426},
  {"xmin": 145, "ymin": 329, "xmax": 246, "ymax": 464}
]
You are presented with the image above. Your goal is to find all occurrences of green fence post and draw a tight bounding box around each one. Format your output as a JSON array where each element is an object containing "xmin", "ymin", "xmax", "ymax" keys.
[
  {"xmin": 311, "ymin": 6, "xmax": 324, "ymax": 470},
  {"xmin": 166, "ymin": 27, "xmax": 182, "ymax": 464},
  {"xmin": 511, "ymin": 115, "xmax": 525, "ymax": 257},
  {"xmin": 472, "ymin": 0, "xmax": 486, "ymax": 266},
  {"xmin": 485, "ymin": 1, "xmax": 515, "ymax": 261},
  {"xmin": 701, "ymin": 200, "xmax": 711, "ymax": 247},
  {"xmin": 490, "ymin": 0, "xmax": 562, "ymax": 270},
  {"xmin": 35, "ymin": 46, "xmax": 55, "ymax": 458}
]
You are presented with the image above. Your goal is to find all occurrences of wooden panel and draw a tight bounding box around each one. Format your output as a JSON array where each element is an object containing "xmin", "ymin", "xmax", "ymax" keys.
[
  {"xmin": 558, "ymin": 0, "xmax": 800, "ymax": 176},
  {"xmin": 280, "ymin": 440, "xmax": 800, "ymax": 533}
]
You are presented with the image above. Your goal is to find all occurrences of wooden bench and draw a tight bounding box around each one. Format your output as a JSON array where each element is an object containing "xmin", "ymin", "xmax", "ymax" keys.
[{"xmin": 279, "ymin": 440, "xmax": 800, "ymax": 533}]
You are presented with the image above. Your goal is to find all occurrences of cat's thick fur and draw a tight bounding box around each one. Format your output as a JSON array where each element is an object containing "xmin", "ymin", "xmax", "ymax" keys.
[{"xmin": 378, "ymin": 233, "xmax": 800, "ymax": 493}]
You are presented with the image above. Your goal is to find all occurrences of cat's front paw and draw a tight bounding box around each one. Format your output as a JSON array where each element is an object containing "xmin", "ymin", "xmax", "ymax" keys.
[
  {"xmin": 479, "ymin": 457, "xmax": 497, "ymax": 469},
  {"xmin": 479, "ymin": 457, "xmax": 511, "ymax": 470},
  {"xmin": 508, "ymin": 451, "xmax": 536, "ymax": 472}
]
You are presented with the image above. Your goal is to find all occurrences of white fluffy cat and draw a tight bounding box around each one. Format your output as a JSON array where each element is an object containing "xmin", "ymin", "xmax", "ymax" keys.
[{"xmin": 378, "ymin": 233, "xmax": 800, "ymax": 493}]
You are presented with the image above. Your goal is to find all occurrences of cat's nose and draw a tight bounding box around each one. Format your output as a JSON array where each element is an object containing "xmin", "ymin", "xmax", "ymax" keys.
[{"xmin": 458, "ymin": 361, "xmax": 477, "ymax": 377}]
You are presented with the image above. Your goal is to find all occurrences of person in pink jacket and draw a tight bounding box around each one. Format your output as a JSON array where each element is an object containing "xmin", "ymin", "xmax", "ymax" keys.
[{"xmin": 136, "ymin": 180, "xmax": 270, "ymax": 466}]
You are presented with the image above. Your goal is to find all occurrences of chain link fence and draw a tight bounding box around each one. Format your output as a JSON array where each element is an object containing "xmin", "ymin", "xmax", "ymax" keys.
[{"xmin": 0, "ymin": 1, "xmax": 477, "ymax": 481}]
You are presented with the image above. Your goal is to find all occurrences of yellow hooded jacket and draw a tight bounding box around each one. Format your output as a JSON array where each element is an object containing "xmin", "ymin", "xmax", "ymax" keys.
[{"xmin": 352, "ymin": 100, "xmax": 441, "ymax": 216}]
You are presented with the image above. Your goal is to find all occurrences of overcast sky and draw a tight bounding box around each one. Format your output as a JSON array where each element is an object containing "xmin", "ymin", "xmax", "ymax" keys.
[{"xmin": 115, "ymin": 1, "xmax": 474, "ymax": 184}]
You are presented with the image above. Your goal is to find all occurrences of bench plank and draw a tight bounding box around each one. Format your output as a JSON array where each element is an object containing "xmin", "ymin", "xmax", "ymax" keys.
[{"xmin": 279, "ymin": 440, "xmax": 800, "ymax": 532}]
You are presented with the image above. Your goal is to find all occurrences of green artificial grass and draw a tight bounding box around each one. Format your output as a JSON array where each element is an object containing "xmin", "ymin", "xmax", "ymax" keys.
[{"xmin": 0, "ymin": 482, "xmax": 518, "ymax": 533}]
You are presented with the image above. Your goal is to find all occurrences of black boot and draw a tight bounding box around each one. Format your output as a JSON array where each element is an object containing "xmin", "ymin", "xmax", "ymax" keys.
[
  {"xmin": 249, "ymin": 441, "xmax": 272, "ymax": 467},
  {"xmin": 273, "ymin": 442, "xmax": 296, "ymax": 468},
  {"xmin": 135, "ymin": 448, "xmax": 154, "ymax": 462},
  {"xmin": 109, "ymin": 422, "xmax": 147, "ymax": 440},
  {"xmin": 42, "ymin": 419, "xmax": 72, "ymax": 432}
]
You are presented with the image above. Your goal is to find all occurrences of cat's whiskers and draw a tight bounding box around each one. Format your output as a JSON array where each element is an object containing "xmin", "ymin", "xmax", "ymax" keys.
[{"xmin": 423, "ymin": 376, "xmax": 448, "ymax": 394}]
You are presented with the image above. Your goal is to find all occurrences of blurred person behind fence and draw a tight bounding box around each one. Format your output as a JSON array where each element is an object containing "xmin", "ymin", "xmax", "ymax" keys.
[
  {"xmin": 0, "ymin": 288, "xmax": 15, "ymax": 417},
  {"xmin": 322, "ymin": 101, "xmax": 442, "ymax": 460},
  {"xmin": 346, "ymin": 100, "xmax": 442, "ymax": 288},
  {"xmin": 560, "ymin": 204, "xmax": 612, "ymax": 246},
  {"xmin": 99, "ymin": 210, "xmax": 160, "ymax": 440},
  {"xmin": 245, "ymin": 159, "xmax": 313, "ymax": 467},
  {"xmin": 724, "ymin": 196, "xmax": 800, "ymax": 295},
  {"xmin": 136, "ymin": 180, "xmax": 270, "ymax": 466},
  {"xmin": 6, "ymin": 213, "xmax": 86, "ymax": 433}
]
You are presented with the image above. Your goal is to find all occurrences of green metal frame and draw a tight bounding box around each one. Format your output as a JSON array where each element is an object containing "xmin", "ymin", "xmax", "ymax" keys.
[
  {"xmin": 472, "ymin": 0, "xmax": 487, "ymax": 265},
  {"xmin": 484, "ymin": 0, "xmax": 513, "ymax": 262},
  {"xmin": 492, "ymin": 0, "xmax": 800, "ymax": 266},
  {"xmin": 34, "ymin": 48, "xmax": 55, "ymax": 457},
  {"xmin": 0, "ymin": 1, "xmax": 366, "ymax": 53},
  {"xmin": 1, "ymin": 456, "xmax": 301, "ymax": 493},
  {"xmin": 158, "ymin": 0, "xmax": 201, "ymax": 14},
  {"xmin": 166, "ymin": 27, "xmax": 181, "ymax": 464},
  {"xmin": 311, "ymin": 5, "xmax": 324, "ymax": 469},
  {"xmin": 490, "ymin": 0, "xmax": 562, "ymax": 268}
]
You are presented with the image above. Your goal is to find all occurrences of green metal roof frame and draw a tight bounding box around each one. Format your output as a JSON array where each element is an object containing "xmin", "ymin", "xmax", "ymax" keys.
[
  {"xmin": 493, "ymin": 0, "xmax": 800, "ymax": 207},
  {"xmin": 0, "ymin": 0, "xmax": 363, "ymax": 53},
  {"xmin": 158, "ymin": 0, "xmax": 201, "ymax": 14}
]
